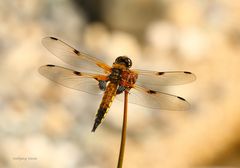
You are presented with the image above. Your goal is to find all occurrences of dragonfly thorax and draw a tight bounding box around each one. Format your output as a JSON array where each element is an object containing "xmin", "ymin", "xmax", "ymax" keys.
[{"xmin": 109, "ymin": 68, "xmax": 122, "ymax": 83}]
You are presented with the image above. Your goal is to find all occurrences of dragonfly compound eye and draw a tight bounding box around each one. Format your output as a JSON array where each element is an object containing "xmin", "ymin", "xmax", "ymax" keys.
[
  {"xmin": 125, "ymin": 58, "xmax": 132, "ymax": 68},
  {"xmin": 115, "ymin": 56, "xmax": 132, "ymax": 68}
]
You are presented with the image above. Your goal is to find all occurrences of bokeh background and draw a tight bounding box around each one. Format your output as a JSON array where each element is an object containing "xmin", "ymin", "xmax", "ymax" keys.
[{"xmin": 1, "ymin": 0, "xmax": 240, "ymax": 168}]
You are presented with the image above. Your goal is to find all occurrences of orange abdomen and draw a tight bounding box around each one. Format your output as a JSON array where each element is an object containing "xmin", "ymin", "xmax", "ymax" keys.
[{"xmin": 92, "ymin": 82, "xmax": 118, "ymax": 132}]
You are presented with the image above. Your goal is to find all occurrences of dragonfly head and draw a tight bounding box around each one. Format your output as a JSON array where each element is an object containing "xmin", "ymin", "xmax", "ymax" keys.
[{"xmin": 115, "ymin": 56, "xmax": 132, "ymax": 68}]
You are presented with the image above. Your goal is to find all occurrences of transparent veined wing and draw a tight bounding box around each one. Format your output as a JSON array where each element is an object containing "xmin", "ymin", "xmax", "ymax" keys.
[
  {"xmin": 42, "ymin": 37, "xmax": 112, "ymax": 74},
  {"xmin": 133, "ymin": 69, "xmax": 196, "ymax": 91},
  {"xmin": 116, "ymin": 85, "xmax": 190, "ymax": 110},
  {"xmin": 39, "ymin": 65, "xmax": 108, "ymax": 95}
]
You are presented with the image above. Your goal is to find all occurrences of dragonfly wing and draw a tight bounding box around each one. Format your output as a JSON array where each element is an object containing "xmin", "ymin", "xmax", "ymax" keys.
[
  {"xmin": 39, "ymin": 65, "xmax": 108, "ymax": 95},
  {"xmin": 116, "ymin": 85, "xmax": 190, "ymax": 110},
  {"xmin": 42, "ymin": 37, "xmax": 112, "ymax": 74},
  {"xmin": 133, "ymin": 69, "xmax": 196, "ymax": 91}
]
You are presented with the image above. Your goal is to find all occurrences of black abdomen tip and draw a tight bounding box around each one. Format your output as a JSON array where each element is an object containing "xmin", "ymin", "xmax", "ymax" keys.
[
  {"xmin": 91, "ymin": 122, "xmax": 99, "ymax": 132},
  {"xmin": 92, "ymin": 107, "xmax": 106, "ymax": 132}
]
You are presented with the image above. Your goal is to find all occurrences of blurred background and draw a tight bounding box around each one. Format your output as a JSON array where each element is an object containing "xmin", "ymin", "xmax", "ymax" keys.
[{"xmin": 0, "ymin": 0, "xmax": 240, "ymax": 168}]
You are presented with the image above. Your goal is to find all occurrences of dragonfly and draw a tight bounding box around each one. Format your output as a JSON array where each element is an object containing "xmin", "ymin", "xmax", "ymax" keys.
[{"xmin": 39, "ymin": 37, "xmax": 196, "ymax": 132}]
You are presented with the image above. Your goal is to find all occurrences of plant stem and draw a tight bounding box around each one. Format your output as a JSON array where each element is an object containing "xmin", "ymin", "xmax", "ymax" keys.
[{"xmin": 117, "ymin": 90, "xmax": 128, "ymax": 168}]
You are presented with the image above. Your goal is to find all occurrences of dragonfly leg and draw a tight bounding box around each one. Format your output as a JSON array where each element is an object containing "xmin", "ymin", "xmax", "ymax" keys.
[
  {"xmin": 98, "ymin": 80, "xmax": 107, "ymax": 91},
  {"xmin": 116, "ymin": 85, "xmax": 126, "ymax": 94}
]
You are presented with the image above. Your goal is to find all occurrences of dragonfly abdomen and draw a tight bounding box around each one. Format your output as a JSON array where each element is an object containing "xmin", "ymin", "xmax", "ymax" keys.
[{"xmin": 92, "ymin": 82, "xmax": 118, "ymax": 132}]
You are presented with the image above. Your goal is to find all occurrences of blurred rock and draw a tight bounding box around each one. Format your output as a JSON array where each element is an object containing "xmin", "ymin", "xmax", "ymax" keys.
[
  {"xmin": 145, "ymin": 21, "xmax": 176, "ymax": 52},
  {"xmin": 177, "ymin": 27, "xmax": 210, "ymax": 61},
  {"xmin": 2, "ymin": 134, "xmax": 81, "ymax": 168},
  {"xmin": 167, "ymin": 0, "xmax": 204, "ymax": 27},
  {"xmin": 42, "ymin": 105, "xmax": 74, "ymax": 137},
  {"xmin": 83, "ymin": 23, "xmax": 142, "ymax": 64},
  {"xmin": 102, "ymin": 0, "xmax": 165, "ymax": 37}
]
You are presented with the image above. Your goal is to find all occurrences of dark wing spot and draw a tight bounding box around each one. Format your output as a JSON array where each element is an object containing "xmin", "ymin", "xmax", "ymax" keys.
[
  {"xmin": 46, "ymin": 64, "xmax": 55, "ymax": 67},
  {"xmin": 73, "ymin": 49, "xmax": 80, "ymax": 55},
  {"xmin": 73, "ymin": 71, "xmax": 81, "ymax": 76},
  {"xmin": 147, "ymin": 90, "xmax": 157, "ymax": 94},
  {"xmin": 50, "ymin": 37, "xmax": 58, "ymax": 40},
  {"xmin": 184, "ymin": 71, "xmax": 192, "ymax": 74},
  {"xmin": 157, "ymin": 72, "xmax": 165, "ymax": 75},
  {"xmin": 177, "ymin": 96, "xmax": 186, "ymax": 101}
]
